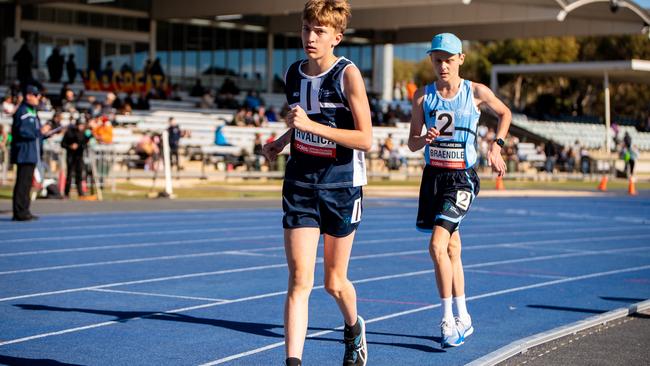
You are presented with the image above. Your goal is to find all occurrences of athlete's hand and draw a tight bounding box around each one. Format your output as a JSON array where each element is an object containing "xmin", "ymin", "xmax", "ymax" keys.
[
  {"xmin": 487, "ymin": 145, "xmax": 507, "ymax": 176},
  {"xmin": 286, "ymin": 106, "xmax": 313, "ymax": 132},
  {"xmin": 424, "ymin": 127, "xmax": 440, "ymax": 144},
  {"xmin": 262, "ymin": 140, "xmax": 283, "ymax": 162}
]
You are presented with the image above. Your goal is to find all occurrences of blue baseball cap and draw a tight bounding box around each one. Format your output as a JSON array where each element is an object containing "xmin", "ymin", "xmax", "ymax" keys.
[
  {"xmin": 426, "ymin": 33, "xmax": 463, "ymax": 55},
  {"xmin": 24, "ymin": 85, "xmax": 41, "ymax": 96}
]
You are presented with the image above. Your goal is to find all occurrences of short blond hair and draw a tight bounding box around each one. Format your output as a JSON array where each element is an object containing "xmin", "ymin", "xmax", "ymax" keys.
[{"xmin": 302, "ymin": 0, "xmax": 351, "ymax": 34}]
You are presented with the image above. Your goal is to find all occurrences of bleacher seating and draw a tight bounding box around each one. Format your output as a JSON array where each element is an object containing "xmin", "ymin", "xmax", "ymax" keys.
[{"xmin": 511, "ymin": 114, "xmax": 650, "ymax": 151}]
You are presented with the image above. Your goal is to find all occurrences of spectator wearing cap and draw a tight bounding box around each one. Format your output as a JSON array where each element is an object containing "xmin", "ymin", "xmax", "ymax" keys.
[
  {"xmin": 61, "ymin": 119, "xmax": 89, "ymax": 198},
  {"xmin": 10, "ymin": 85, "xmax": 41, "ymax": 221}
]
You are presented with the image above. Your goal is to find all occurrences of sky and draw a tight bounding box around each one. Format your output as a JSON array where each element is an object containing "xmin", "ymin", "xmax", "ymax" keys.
[{"xmin": 636, "ymin": 0, "xmax": 650, "ymax": 9}]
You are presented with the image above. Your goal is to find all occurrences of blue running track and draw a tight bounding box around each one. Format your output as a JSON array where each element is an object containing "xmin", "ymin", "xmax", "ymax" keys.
[{"xmin": 0, "ymin": 196, "xmax": 649, "ymax": 365}]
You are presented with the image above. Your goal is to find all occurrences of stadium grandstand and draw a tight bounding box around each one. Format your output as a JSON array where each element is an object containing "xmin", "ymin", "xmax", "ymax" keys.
[{"xmin": 1, "ymin": 0, "xmax": 650, "ymax": 195}]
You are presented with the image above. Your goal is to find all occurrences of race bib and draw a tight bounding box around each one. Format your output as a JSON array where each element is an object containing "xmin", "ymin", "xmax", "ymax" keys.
[
  {"xmin": 435, "ymin": 110, "xmax": 455, "ymax": 138},
  {"xmin": 294, "ymin": 130, "xmax": 337, "ymax": 158},
  {"xmin": 428, "ymin": 141, "xmax": 466, "ymax": 169}
]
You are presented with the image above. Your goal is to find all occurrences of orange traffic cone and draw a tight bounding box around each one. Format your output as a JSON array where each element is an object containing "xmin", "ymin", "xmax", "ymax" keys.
[
  {"xmin": 597, "ymin": 175, "xmax": 608, "ymax": 191},
  {"xmin": 628, "ymin": 177, "xmax": 638, "ymax": 196},
  {"xmin": 495, "ymin": 175, "xmax": 505, "ymax": 190}
]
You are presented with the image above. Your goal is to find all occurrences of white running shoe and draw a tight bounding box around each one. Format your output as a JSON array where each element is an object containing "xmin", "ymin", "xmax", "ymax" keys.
[
  {"xmin": 455, "ymin": 316, "xmax": 474, "ymax": 341},
  {"xmin": 440, "ymin": 318, "xmax": 463, "ymax": 348}
]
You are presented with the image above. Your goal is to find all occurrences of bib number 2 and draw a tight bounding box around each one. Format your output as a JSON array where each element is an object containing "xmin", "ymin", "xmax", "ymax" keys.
[{"xmin": 435, "ymin": 111, "xmax": 455, "ymax": 137}]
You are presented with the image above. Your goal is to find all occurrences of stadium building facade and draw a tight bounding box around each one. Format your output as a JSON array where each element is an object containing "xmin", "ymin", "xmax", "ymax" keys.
[{"xmin": 1, "ymin": 0, "xmax": 648, "ymax": 100}]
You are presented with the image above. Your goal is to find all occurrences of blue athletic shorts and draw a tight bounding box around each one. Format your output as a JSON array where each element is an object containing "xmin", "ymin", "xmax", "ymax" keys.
[
  {"xmin": 282, "ymin": 182, "xmax": 363, "ymax": 237},
  {"xmin": 416, "ymin": 166, "xmax": 480, "ymax": 234}
]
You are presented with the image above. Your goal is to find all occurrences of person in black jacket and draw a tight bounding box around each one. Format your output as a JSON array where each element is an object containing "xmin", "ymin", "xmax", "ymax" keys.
[
  {"xmin": 10, "ymin": 85, "xmax": 42, "ymax": 221},
  {"xmin": 61, "ymin": 119, "xmax": 89, "ymax": 198}
]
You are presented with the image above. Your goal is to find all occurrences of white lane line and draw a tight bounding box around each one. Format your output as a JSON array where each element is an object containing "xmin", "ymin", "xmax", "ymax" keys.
[
  {"xmin": 89, "ymin": 288, "xmax": 228, "ymax": 302},
  {"xmin": 472, "ymin": 206, "xmax": 650, "ymax": 225},
  {"xmin": 1, "ymin": 225, "xmax": 279, "ymax": 244},
  {"xmin": 464, "ymin": 269, "xmax": 568, "ymax": 280},
  {"xmin": 199, "ymin": 263, "xmax": 650, "ymax": 365},
  {"xmin": 0, "ymin": 215, "xmax": 554, "ymax": 244},
  {"xmin": 3, "ymin": 232, "xmax": 648, "ymax": 276},
  {"xmin": 1, "ymin": 246, "xmax": 648, "ymax": 348},
  {"xmin": 0, "ymin": 221, "xmax": 631, "ymax": 258},
  {"xmin": 1, "ymin": 228, "xmax": 648, "ymax": 302}
]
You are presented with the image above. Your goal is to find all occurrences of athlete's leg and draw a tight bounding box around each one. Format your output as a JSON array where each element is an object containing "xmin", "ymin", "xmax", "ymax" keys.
[
  {"xmin": 284, "ymin": 227, "xmax": 320, "ymax": 360},
  {"xmin": 323, "ymin": 231, "xmax": 358, "ymax": 325},
  {"xmin": 429, "ymin": 226, "xmax": 453, "ymax": 299},
  {"xmin": 448, "ymin": 231, "xmax": 464, "ymax": 297}
]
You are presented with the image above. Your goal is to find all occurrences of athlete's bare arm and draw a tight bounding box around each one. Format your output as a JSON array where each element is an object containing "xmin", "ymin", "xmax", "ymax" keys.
[
  {"xmin": 408, "ymin": 87, "xmax": 439, "ymax": 152},
  {"xmin": 473, "ymin": 82, "xmax": 511, "ymax": 176},
  {"xmin": 286, "ymin": 65, "xmax": 372, "ymax": 152},
  {"xmin": 262, "ymin": 129, "xmax": 292, "ymax": 161}
]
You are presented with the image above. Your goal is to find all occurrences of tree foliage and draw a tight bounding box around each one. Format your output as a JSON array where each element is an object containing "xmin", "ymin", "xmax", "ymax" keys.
[{"xmin": 393, "ymin": 34, "xmax": 650, "ymax": 125}]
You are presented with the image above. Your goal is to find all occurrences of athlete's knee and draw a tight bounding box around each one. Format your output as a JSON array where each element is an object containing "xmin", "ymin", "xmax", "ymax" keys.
[
  {"xmin": 324, "ymin": 274, "xmax": 349, "ymax": 299},
  {"xmin": 448, "ymin": 237, "xmax": 461, "ymax": 260},
  {"xmin": 288, "ymin": 271, "xmax": 314, "ymax": 295},
  {"xmin": 429, "ymin": 241, "xmax": 449, "ymax": 261}
]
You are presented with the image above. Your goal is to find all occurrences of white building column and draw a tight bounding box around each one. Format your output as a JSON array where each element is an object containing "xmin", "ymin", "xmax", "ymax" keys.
[
  {"xmin": 604, "ymin": 70, "xmax": 611, "ymax": 153},
  {"xmin": 372, "ymin": 44, "xmax": 393, "ymax": 101},
  {"xmin": 266, "ymin": 32, "xmax": 274, "ymax": 93}
]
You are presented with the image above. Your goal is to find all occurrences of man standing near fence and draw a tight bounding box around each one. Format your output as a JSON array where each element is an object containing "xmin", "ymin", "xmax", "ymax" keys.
[{"xmin": 10, "ymin": 85, "xmax": 41, "ymax": 221}]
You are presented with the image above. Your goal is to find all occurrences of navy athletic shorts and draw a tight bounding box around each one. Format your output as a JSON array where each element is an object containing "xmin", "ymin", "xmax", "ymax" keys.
[
  {"xmin": 416, "ymin": 165, "xmax": 480, "ymax": 234},
  {"xmin": 282, "ymin": 182, "xmax": 363, "ymax": 237}
]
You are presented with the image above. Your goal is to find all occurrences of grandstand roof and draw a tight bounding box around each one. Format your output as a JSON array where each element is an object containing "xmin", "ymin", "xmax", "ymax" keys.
[
  {"xmin": 147, "ymin": 0, "xmax": 650, "ymax": 41},
  {"xmin": 491, "ymin": 59, "xmax": 650, "ymax": 84}
]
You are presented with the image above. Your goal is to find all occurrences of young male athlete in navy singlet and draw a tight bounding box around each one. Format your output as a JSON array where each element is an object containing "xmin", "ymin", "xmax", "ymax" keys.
[
  {"xmin": 407, "ymin": 33, "xmax": 511, "ymax": 348},
  {"xmin": 262, "ymin": 1, "xmax": 372, "ymax": 365}
]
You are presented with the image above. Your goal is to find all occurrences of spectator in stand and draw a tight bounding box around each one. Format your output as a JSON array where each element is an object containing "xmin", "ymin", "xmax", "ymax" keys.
[
  {"xmin": 93, "ymin": 116, "xmax": 113, "ymax": 145},
  {"xmin": 103, "ymin": 61, "xmax": 114, "ymax": 82},
  {"xmin": 38, "ymin": 88, "xmax": 53, "ymax": 111},
  {"xmin": 61, "ymin": 119, "xmax": 89, "ymax": 198},
  {"xmin": 382, "ymin": 133, "xmax": 394, "ymax": 164},
  {"xmin": 13, "ymin": 43, "xmax": 34, "ymax": 86},
  {"xmin": 135, "ymin": 133, "xmax": 159, "ymax": 171},
  {"xmin": 220, "ymin": 77, "xmax": 240, "ymax": 95},
  {"xmin": 190, "ymin": 79, "xmax": 206, "ymax": 97},
  {"xmin": 104, "ymin": 92, "xmax": 119, "ymax": 114},
  {"xmin": 266, "ymin": 132, "xmax": 277, "ymax": 145},
  {"xmin": 200, "ymin": 91, "xmax": 216, "ymax": 109},
  {"xmin": 46, "ymin": 47, "xmax": 64, "ymax": 82},
  {"xmin": 406, "ymin": 79, "xmax": 417, "ymax": 101},
  {"xmin": 62, "ymin": 89, "xmax": 77, "ymax": 114},
  {"xmin": 265, "ymin": 106, "xmax": 279, "ymax": 122},
  {"xmin": 544, "ymin": 142, "xmax": 556, "ymax": 173},
  {"xmin": 136, "ymin": 91, "xmax": 150, "ymax": 110},
  {"xmin": 252, "ymin": 132, "xmax": 265, "ymax": 171},
  {"xmin": 254, "ymin": 106, "xmax": 269, "ymax": 127},
  {"xmin": 393, "ymin": 81, "xmax": 403, "ymax": 101},
  {"xmin": 232, "ymin": 107, "xmax": 247, "ymax": 127},
  {"xmin": 214, "ymin": 125, "xmax": 232, "ymax": 146},
  {"xmin": 580, "ymin": 145, "xmax": 590, "ymax": 174},
  {"xmin": 243, "ymin": 91, "xmax": 263, "ymax": 110},
  {"xmin": 66, "ymin": 55, "xmax": 77, "ymax": 83},
  {"xmin": 504, "ymin": 135, "xmax": 519, "ymax": 173},
  {"xmin": 167, "ymin": 117, "xmax": 188, "ymax": 170},
  {"xmin": 2, "ymin": 95, "xmax": 17, "ymax": 116},
  {"xmin": 88, "ymin": 101, "xmax": 102, "ymax": 118},
  {"xmin": 170, "ymin": 84, "xmax": 182, "ymax": 101},
  {"xmin": 150, "ymin": 57, "xmax": 165, "ymax": 78}
]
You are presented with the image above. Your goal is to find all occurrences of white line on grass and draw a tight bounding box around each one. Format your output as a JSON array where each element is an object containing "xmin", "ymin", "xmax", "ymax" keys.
[{"xmin": 0, "ymin": 245, "xmax": 648, "ymax": 348}]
